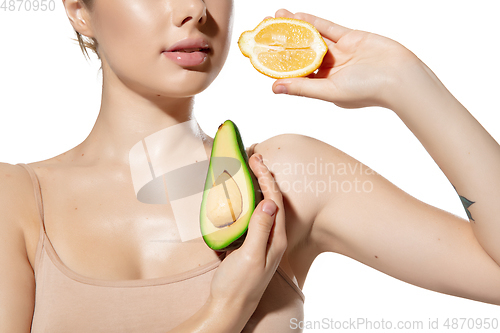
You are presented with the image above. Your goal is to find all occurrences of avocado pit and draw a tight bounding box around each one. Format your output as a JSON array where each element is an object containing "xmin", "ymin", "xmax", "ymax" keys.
[{"xmin": 206, "ymin": 170, "xmax": 243, "ymax": 228}]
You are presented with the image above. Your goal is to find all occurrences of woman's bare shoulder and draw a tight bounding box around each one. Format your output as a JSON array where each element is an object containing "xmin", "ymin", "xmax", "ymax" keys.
[
  {"xmin": 253, "ymin": 133, "xmax": 353, "ymax": 172},
  {"xmin": 254, "ymin": 132, "xmax": 346, "ymax": 154},
  {"xmin": 0, "ymin": 162, "xmax": 39, "ymax": 224},
  {"xmin": 251, "ymin": 133, "xmax": 359, "ymax": 285}
]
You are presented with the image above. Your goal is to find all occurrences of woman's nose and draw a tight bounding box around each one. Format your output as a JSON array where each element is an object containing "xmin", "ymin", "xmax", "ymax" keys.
[{"xmin": 173, "ymin": 0, "xmax": 207, "ymax": 27}]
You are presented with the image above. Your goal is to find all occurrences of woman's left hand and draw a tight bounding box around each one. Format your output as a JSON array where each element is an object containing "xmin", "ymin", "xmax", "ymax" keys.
[{"xmin": 269, "ymin": 9, "xmax": 422, "ymax": 110}]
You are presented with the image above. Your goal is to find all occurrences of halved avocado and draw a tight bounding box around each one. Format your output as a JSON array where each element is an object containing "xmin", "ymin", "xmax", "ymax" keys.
[{"xmin": 200, "ymin": 120, "xmax": 262, "ymax": 251}]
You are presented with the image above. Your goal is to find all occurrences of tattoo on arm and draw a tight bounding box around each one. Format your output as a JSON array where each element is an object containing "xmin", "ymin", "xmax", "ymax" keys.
[
  {"xmin": 452, "ymin": 184, "xmax": 475, "ymax": 222},
  {"xmin": 459, "ymin": 195, "xmax": 475, "ymax": 222}
]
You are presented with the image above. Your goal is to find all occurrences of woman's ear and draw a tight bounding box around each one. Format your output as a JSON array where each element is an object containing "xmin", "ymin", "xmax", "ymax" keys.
[{"xmin": 62, "ymin": 0, "xmax": 94, "ymax": 38}]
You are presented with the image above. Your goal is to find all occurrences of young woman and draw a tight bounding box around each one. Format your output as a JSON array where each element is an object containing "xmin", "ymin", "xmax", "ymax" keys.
[{"xmin": 1, "ymin": 0, "xmax": 499, "ymax": 332}]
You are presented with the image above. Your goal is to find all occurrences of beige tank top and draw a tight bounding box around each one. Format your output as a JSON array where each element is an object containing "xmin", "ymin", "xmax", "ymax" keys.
[{"xmin": 17, "ymin": 159, "xmax": 305, "ymax": 333}]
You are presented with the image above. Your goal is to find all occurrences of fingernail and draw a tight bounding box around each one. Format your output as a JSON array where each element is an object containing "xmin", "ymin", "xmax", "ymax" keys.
[
  {"xmin": 256, "ymin": 153, "xmax": 263, "ymax": 163},
  {"xmin": 262, "ymin": 200, "xmax": 277, "ymax": 216},
  {"xmin": 275, "ymin": 85, "xmax": 288, "ymax": 94}
]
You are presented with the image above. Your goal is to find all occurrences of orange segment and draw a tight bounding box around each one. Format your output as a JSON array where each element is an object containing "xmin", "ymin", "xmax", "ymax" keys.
[
  {"xmin": 254, "ymin": 23, "xmax": 315, "ymax": 48},
  {"xmin": 258, "ymin": 49, "xmax": 316, "ymax": 72},
  {"xmin": 238, "ymin": 18, "xmax": 328, "ymax": 79}
]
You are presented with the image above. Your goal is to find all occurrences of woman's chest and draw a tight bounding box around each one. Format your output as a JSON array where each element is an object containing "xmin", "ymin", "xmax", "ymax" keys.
[
  {"xmin": 52, "ymin": 216, "xmax": 222, "ymax": 282},
  {"xmin": 25, "ymin": 163, "xmax": 222, "ymax": 280}
]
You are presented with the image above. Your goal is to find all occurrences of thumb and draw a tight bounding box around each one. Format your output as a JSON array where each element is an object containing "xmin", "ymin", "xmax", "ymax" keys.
[
  {"xmin": 272, "ymin": 77, "xmax": 334, "ymax": 102},
  {"xmin": 240, "ymin": 199, "xmax": 277, "ymax": 259}
]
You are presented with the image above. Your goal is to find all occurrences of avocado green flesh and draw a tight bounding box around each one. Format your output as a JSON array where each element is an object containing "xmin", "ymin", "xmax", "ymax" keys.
[{"xmin": 200, "ymin": 120, "xmax": 258, "ymax": 251}]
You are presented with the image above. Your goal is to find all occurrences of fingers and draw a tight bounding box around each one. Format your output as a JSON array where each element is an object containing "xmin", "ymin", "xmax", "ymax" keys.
[
  {"xmin": 272, "ymin": 77, "xmax": 338, "ymax": 103},
  {"xmin": 241, "ymin": 154, "xmax": 287, "ymax": 263},
  {"xmin": 275, "ymin": 8, "xmax": 352, "ymax": 43},
  {"xmin": 252, "ymin": 153, "xmax": 287, "ymax": 263},
  {"xmin": 275, "ymin": 8, "xmax": 294, "ymax": 19},
  {"xmin": 242, "ymin": 198, "xmax": 278, "ymax": 259}
]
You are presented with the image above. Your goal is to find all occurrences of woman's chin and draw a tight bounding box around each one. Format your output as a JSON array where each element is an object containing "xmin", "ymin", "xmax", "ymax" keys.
[
  {"xmin": 156, "ymin": 73, "xmax": 215, "ymax": 96},
  {"xmin": 133, "ymin": 77, "xmax": 211, "ymax": 99},
  {"xmin": 162, "ymin": 85, "xmax": 209, "ymax": 98}
]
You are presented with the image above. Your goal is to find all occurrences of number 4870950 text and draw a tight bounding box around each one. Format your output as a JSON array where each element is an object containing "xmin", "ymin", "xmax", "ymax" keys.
[{"xmin": 1, "ymin": 0, "xmax": 56, "ymax": 11}]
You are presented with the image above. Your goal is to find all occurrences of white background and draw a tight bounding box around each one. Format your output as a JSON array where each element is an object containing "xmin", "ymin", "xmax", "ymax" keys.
[{"xmin": 1, "ymin": 0, "xmax": 499, "ymax": 332}]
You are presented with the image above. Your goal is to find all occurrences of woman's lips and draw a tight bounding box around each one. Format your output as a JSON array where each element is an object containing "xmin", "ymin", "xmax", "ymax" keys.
[
  {"xmin": 163, "ymin": 37, "xmax": 211, "ymax": 67},
  {"xmin": 163, "ymin": 50, "xmax": 208, "ymax": 67}
]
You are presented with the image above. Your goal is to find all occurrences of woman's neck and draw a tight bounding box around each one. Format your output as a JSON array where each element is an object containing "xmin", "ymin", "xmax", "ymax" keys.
[{"xmin": 74, "ymin": 66, "xmax": 210, "ymax": 167}]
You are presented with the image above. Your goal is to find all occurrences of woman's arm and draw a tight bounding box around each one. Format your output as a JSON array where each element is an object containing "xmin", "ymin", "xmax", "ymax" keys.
[
  {"xmin": 253, "ymin": 9, "xmax": 500, "ymax": 305},
  {"xmin": 255, "ymin": 133, "xmax": 500, "ymax": 305},
  {"xmin": 386, "ymin": 59, "xmax": 500, "ymax": 265}
]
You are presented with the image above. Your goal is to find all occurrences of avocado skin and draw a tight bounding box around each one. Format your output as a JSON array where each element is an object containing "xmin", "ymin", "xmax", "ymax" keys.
[
  {"xmin": 200, "ymin": 120, "xmax": 262, "ymax": 251},
  {"xmin": 219, "ymin": 229, "xmax": 248, "ymax": 252}
]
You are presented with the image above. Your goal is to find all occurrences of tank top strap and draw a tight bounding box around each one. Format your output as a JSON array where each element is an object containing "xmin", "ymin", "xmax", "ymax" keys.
[
  {"xmin": 16, "ymin": 163, "xmax": 46, "ymax": 275},
  {"xmin": 17, "ymin": 163, "xmax": 45, "ymax": 223}
]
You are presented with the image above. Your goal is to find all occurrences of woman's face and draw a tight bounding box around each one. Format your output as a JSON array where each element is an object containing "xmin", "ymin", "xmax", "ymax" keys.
[{"xmin": 87, "ymin": 0, "xmax": 234, "ymax": 98}]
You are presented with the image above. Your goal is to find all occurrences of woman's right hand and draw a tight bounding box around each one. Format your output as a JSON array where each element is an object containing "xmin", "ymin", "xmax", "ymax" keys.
[
  {"xmin": 208, "ymin": 152, "xmax": 287, "ymax": 315},
  {"xmin": 270, "ymin": 9, "xmax": 422, "ymax": 111}
]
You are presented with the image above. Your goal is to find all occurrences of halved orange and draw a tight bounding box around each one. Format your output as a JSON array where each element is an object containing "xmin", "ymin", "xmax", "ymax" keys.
[{"xmin": 238, "ymin": 17, "xmax": 328, "ymax": 79}]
